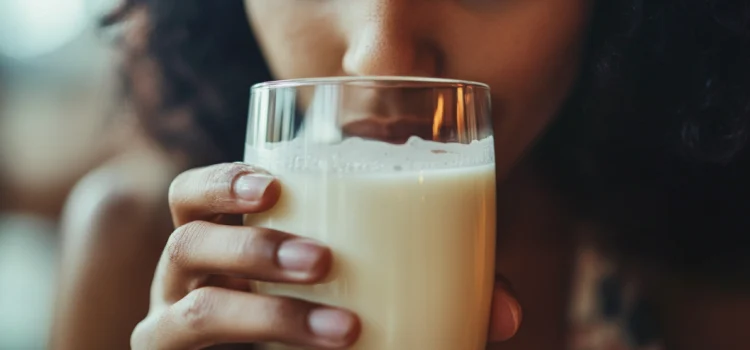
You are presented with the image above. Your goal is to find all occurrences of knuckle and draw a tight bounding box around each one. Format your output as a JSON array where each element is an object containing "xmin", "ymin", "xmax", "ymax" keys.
[
  {"xmin": 167, "ymin": 222, "xmax": 207, "ymax": 267},
  {"xmin": 209, "ymin": 163, "xmax": 253, "ymax": 186},
  {"xmin": 261, "ymin": 297, "xmax": 302, "ymax": 328},
  {"xmin": 178, "ymin": 288, "xmax": 219, "ymax": 333},
  {"xmin": 237, "ymin": 228, "xmax": 282, "ymax": 266},
  {"xmin": 204, "ymin": 163, "xmax": 255, "ymax": 210}
]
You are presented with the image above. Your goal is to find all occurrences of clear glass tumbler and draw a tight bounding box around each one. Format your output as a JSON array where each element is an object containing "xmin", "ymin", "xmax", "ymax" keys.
[{"xmin": 244, "ymin": 77, "xmax": 496, "ymax": 350}]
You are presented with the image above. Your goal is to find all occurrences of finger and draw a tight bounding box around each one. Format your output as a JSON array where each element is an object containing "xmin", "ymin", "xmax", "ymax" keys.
[
  {"xmin": 132, "ymin": 287, "xmax": 360, "ymax": 350},
  {"xmin": 160, "ymin": 221, "xmax": 331, "ymax": 302},
  {"xmin": 488, "ymin": 277, "xmax": 523, "ymax": 342},
  {"xmin": 169, "ymin": 163, "xmax": 281, "ymax": 226}
]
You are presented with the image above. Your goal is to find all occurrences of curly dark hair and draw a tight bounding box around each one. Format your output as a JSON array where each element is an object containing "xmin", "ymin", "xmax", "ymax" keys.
[
  {"xmin": 104, "ymin": 0, "xmax": 750, "ymax": 286},
  {"xmin": 102, "ymin": 0, "xmax": 272, "ymax": 165},
  {"xmin": 538, "ymin": 0, "xmax": 750, "ymax": 286}
]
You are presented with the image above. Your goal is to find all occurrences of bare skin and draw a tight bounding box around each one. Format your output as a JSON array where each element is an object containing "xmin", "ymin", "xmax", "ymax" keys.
[{"xmin": 52, "ymin": 143, "xmax": 177, "ymax": 350}]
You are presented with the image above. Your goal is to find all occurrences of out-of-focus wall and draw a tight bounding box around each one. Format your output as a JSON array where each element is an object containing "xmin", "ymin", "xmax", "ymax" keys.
[
  {"xmin": 0, "ymin": 215, "xmax": 58, "ymax": 349},
  {"xmin": 0, "ymin": 0, "xmax": 122, "ymax": 218},
  {"xmin": 0, "ymin": 0, "xmax": 121, "ymax": 348}
]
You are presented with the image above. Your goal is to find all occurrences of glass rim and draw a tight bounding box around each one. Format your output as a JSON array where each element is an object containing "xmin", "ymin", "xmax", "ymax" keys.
[{"xmin": 251, "ymin": 76, "xmax": 490, "ymax": 90}]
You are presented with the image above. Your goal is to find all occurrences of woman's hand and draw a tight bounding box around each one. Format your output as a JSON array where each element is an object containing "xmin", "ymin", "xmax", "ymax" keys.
[
  {"xmin": 131, "ymin": 163, "xmax": 360, "ymax": 349},
  {"xmin": 131, "ymin": 163, "xmax": 522, "ymax": 349}
]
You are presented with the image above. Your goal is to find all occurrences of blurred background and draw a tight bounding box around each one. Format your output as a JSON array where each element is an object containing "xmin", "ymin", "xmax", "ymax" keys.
[
  {"xmin": 3, "ymin": 1, "xmax": 744, "ymax": 350},
  {"xmin": 0, "ymin": 0, "xmax": 121, "ymax": 348}
]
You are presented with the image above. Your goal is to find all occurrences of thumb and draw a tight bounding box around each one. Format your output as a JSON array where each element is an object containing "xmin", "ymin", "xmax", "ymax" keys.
[{"xmin": 488, "ymin": 277, "xmax": 523, "ymax": 342}]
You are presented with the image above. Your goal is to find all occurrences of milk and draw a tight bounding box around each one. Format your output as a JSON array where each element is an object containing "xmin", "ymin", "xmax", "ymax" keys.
[{"xmin": 244, "ymin": 136, "xmax": 496, "ymax": 350}]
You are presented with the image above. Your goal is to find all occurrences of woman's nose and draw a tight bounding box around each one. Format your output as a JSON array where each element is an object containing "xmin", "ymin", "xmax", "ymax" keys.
[{"xmin": 342, "ymin": 1, "xmax": 442, "ymax": 77}]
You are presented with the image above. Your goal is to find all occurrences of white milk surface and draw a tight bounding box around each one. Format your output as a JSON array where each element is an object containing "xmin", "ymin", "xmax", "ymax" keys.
[{"xmin": 245, "ymin": 136, "xmax": 496, "ymax": 350}]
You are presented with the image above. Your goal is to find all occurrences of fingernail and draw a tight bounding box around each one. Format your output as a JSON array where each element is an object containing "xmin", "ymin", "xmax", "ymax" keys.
[
  {"xmin": 308, "ymin": 308, "xmax": 356, "ymax": 340},
  {"xmin": 498, "ymin": 297, "xmax": 522, "ymax": 339},
  {"xmin": 233, "ymin": 173, "xmax": 274, "ymax": 201},
  {"xmin": 277, "ymin": 239, "xmax": 325, "ymax": 273},
  {"xmin": 489, "ymin": 290, "xmax": 523, "ymax": 342},
  {"xmin": 508, "ymin": 299, "xmax": 522, "ymax": 333}
]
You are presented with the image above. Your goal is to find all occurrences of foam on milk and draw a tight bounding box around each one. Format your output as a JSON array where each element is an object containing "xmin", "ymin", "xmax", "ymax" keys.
[{"xmin": 245, "ymin": 136, "xmax": 495, "ymax": 174}]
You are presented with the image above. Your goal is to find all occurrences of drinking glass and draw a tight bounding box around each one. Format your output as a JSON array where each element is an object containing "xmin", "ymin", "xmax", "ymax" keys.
[{"xmin": 244, "ymin": 77, "xmax": 496, "ymax": 350}]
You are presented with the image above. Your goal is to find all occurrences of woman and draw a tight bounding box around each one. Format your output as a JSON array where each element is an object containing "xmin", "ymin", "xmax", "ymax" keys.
[{"xmin": 52, "ymin": 1, "xmax": 750, "ymax": 349}]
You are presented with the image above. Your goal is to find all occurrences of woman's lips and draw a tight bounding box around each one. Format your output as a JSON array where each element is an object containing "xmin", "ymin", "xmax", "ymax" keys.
[{"xmin": 341, "ymin": 115, "xmax": 436, "ymax": 144}]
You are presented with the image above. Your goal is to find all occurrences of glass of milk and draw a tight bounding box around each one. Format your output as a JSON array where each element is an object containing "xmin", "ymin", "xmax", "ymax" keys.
[{"xmin": 244, "ymin": 77, "xmax": 496, "ymax": 350}]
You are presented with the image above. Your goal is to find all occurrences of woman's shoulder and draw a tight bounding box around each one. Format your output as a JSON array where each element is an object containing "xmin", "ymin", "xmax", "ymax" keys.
[
  {"xmin": 61, "ymin": 146, "xmax": 178, "ymax": 241},
  {"xmin": 52, "ymin": 147, "xmax": 180, "ymax": 350}
]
